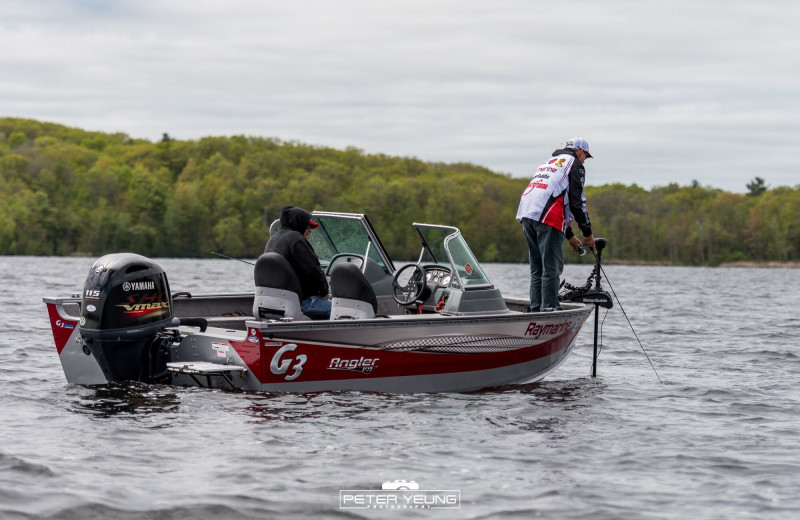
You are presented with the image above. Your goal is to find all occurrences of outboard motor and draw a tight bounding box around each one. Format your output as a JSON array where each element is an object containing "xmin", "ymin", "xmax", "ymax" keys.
[{"xmin": 79, "ymin": 253, "xmax": 174, "ymax": 383}]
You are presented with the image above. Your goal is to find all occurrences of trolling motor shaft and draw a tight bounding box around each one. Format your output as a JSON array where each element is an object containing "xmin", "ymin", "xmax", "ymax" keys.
[
  {"xmin": 560, "ymin": 238, "xmax": 613, "ymax": 377},
  {"xmin": 590, "ymin": 239, "xmax": 608, "ymax": 377}
]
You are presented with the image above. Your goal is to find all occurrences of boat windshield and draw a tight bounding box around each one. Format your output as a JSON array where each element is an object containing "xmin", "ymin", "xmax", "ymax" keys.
[
  {"xmin": 271, "ymin": 213, "xmax": 392, "ymax": 272},
  {"xmin": 414, "ymin": 224, "xmax": 493, "ymax": 289}
]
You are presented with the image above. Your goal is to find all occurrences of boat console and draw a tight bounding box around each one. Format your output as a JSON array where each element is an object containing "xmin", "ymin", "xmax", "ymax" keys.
[{"xmin": 271, "ymin": 212, "xmax": 510, "ymax": 317}]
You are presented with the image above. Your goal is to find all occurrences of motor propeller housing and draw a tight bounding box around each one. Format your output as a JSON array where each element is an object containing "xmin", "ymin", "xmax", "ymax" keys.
[{"xmin": 594, "ymin": 237, "xmax": 607, "ymax": 252}]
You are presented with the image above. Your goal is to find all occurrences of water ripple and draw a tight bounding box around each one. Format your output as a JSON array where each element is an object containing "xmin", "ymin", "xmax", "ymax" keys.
[{"xmin": 2, "ymin": 259, "xmax": 800, "ymax": 519}]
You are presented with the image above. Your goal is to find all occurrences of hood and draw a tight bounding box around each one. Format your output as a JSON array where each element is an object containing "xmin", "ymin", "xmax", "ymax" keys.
[
  {"xmin": 279, "ymin": 205, "xmax": 312, "ymax": 233},
  {"xmin": 552, "ymin": 148, "xmax": 579, "ymax": 158}
]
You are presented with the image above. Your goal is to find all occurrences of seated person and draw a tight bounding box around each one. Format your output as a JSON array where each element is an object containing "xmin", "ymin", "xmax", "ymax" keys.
[{"xmin": 265, "ymin": 205, "xmax": 331, "ymax": 319}]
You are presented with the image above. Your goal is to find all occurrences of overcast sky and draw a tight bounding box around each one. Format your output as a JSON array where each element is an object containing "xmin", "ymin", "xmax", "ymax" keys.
[{"xmin": 2, "ymin": 0, "xmax": 798, "ymax": 192}]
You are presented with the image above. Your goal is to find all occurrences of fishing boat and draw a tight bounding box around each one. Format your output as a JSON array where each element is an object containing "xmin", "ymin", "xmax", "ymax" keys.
[{"xmin": 44, "ymin": 212, "xmax": 610, "ymax": 393}]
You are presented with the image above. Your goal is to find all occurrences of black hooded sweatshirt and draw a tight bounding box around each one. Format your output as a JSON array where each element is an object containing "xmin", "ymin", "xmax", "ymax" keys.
[{"xmin": 264, "ymin": 206, "xmax": 329, "ymax": 300}]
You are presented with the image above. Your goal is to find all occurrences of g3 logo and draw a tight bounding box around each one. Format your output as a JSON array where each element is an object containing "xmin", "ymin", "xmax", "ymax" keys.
[{"xmin": 269, "ymin": 344, "xmax": 307, "ymax": 381}]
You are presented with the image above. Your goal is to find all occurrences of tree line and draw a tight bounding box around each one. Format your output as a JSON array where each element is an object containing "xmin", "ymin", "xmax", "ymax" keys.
[{"xmin": 1, "ymin": 117, "xmax": 798, "ymax": 265}]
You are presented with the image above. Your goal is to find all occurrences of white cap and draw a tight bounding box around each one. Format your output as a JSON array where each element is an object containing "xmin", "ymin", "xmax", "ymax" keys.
[{"xmin": 566, "ymin": 137, "xmax": 592, "ymax": 158}]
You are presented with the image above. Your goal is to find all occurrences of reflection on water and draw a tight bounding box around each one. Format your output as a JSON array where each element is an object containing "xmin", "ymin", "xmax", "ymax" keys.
[
  {"xmin": 466, "ymin": 378, "xmax": 606, "ymax": 435},
  {"xmin": 240, "ymin": 391, "xmax": 437, "ymax": 424},
  {"xmin": 70, "ymin": 383, "xmax": 181, "ymax": 420},
  {"xmin": 484, "ymin": 377, "xmax": 604, "ymax": 400}
]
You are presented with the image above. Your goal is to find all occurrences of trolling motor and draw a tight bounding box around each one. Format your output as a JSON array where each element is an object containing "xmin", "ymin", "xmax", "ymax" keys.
[{"xmin": 560, "ymin": 238, "xmax": 612, "ymax": 377}]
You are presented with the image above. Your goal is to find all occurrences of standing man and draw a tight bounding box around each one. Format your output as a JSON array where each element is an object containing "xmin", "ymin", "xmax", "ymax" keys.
[
  {"xmin": 265, "ymin": 205, "xmax": 331, "ymax": 318},
  {"xmin": 516, "ymin": 137, "xmax": 596, "ymax": 311}
]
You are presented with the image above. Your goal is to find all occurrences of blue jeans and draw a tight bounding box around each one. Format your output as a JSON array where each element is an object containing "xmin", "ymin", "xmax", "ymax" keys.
[
  {"xmin": 301, "ymin": 296, "xmax": 332, "ymax": 319},
  {"xmin": 521, "ymin": 218, "xmax": 564, "ymax": 311}
]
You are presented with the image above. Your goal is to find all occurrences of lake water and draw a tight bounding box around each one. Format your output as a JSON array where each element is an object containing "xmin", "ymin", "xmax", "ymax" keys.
[{"xmin": 1, "ymin": 256, "xmax": 799, "ymax": 519}]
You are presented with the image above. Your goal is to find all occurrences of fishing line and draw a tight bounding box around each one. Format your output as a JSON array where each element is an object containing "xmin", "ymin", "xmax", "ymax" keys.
[
  {"xmin": 597, "ymin": 306, "xmax": 609, "ymax": 357},
  {"xmin": 587, "ymin": 249, "xmax": 663, "ymax": 383},
  {"xmin": 211, "ymin": 252, "xmax": 255, "ymax": 266}
]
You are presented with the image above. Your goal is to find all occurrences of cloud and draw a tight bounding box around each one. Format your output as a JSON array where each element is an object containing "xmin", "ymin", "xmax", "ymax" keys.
[{"xmin": 1, "ymin": 0, "xmax": 798, "ymax": 192}]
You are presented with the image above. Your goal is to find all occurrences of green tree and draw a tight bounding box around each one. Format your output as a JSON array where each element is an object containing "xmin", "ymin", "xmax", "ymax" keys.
[{"xmin": 746, "ymin": 177, "xmax": 768, "ymax": 196}]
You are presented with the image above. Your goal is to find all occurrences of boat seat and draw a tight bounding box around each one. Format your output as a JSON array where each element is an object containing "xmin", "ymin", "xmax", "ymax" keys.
[
  {"xmin": 330, "ymin": 262, "xmax": 378, "ymax": 320},
  {"xmin": 253, "ymin": 253, "xmax": 310, "ymax": 321}
]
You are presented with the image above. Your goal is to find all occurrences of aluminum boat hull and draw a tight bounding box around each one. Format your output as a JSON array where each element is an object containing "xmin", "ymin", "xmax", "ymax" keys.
[{"xmin": 45, "ymin": 295, "xmax": 592, "ymax": 393}]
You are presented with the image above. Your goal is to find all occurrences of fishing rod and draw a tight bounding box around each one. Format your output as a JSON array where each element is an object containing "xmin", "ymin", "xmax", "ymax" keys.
[
  {"xmin": 575, "ymin": 243, "xmax": 663, "ymax": 383},
  {"xmin": 210, "ymin": 252, "xmax": 255, "ymax": 266}
]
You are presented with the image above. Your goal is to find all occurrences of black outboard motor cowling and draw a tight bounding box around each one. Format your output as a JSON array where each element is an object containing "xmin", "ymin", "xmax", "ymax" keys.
[{"xmin": 80, "ymin": 253, "xmax": 174, "ymax": 383}]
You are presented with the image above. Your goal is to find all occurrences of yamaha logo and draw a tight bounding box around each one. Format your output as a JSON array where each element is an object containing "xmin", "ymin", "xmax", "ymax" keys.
[{"xmin": 123, "ymin": 281, "xmax": 155, "ymax": 291}]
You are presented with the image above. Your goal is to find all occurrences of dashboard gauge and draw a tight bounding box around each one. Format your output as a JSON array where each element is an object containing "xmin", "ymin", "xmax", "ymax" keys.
[{"xmin": 423, "ymin": 267, "xmax": 453, "ymax": 287}]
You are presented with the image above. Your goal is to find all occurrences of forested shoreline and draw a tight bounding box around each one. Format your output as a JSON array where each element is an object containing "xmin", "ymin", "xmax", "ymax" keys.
[{"xmin": 1, "ymin": 117, "xmax": 798, "ymax": 265}]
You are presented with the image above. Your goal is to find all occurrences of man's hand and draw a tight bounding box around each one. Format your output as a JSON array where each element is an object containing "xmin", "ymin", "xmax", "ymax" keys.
[
  {"xmin": 568, "ymin": 236, "xmax": 582, "ymax": 253},
  {"xmin": 583, "ymin": 234, "xmax": 595, "ymax": 251}
]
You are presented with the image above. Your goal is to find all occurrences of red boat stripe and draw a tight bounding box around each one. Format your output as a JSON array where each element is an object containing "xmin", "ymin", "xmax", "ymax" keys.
[
  {"xmin": 231, "ymin": 332, "xmax": 575, "ymax": 384},
  {"xmin": 47, "ymin": 303, "xmax": 79, "ymax": 355}
]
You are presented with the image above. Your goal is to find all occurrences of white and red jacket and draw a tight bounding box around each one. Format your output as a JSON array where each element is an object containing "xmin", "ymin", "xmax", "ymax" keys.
[{"xmin": 516, "ymin": 148, "xmax": 592, "ymax": 238}]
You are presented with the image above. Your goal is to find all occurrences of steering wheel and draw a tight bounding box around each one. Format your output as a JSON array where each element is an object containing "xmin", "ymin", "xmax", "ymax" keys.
[
  {"xmin": 392, "ymin": 263, "xmax": 426, "ymax": 305},
  {"xmin": 325, "ymin": 254, "xmax": 364, "ymax": 276}
]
